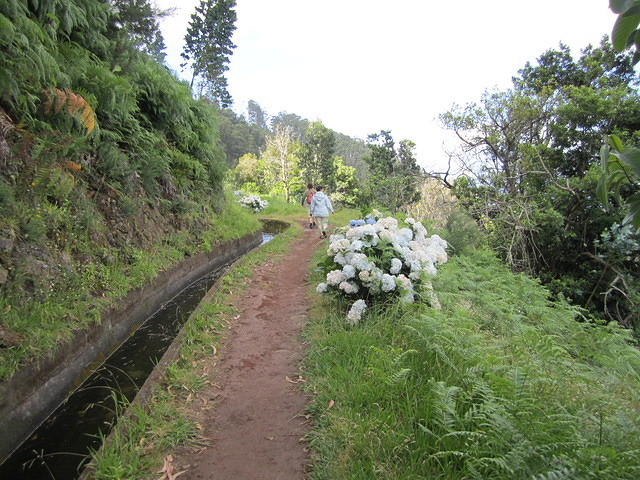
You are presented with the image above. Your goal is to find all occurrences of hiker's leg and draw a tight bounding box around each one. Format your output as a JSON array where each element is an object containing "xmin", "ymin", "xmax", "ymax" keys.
[{"xmin": 317, "ymin": 217, "xmax": 328, "ymax": 238}]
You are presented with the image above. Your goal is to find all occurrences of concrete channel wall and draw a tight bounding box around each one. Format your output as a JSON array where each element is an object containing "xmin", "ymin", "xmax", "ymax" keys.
[{"xmin": 0, "ymin": 231, "xmax": 262, "ymax": 464}]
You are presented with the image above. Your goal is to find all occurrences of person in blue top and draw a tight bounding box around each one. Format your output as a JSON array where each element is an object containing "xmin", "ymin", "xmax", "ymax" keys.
[{"xmin": 309, "ymin": 185, "xmax": 334, "ymax": 239}]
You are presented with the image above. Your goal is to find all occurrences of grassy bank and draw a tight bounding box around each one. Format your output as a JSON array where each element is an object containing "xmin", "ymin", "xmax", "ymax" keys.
[
  {"xmin": 303, "ymin": 248, "xmax": 640, "ymax": 479},
  {"xmin": 0, "ymin": 194, "xmax": 261, "ymax": 381}
]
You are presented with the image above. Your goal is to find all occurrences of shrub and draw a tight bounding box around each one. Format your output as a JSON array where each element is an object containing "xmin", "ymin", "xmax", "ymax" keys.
[
  {"xmin": 316, "ymin": 210, "xmax": 448, "ymax": 323},
  {"xmin": 237, "ymin": 193, "xmax": 269, "ymax": 213}
]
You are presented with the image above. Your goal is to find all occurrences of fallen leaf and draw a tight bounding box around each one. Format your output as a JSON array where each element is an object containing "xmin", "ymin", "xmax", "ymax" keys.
[
  {"xmin": 286, "ymin": 375, "xmax": 306, "ymax": 384},
  {"xmin": 157, "ymin": 455, "xmax": 188, "ymax": 480},
  {"xmin": 327, "ymin": 399, "xmax": 335, "ymax": 410}
]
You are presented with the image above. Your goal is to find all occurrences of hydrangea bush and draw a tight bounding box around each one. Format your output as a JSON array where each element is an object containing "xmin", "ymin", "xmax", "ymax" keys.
[
  {"xmin": 316, "ymin": 211, "xmax": 448, "ymax": 324},
  {"xmin": 237, "ymin": 194, "xmax": 269, "ymax": 212}
]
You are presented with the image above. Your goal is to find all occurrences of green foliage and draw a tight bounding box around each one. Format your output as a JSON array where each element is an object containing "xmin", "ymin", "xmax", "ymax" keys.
[
  {"xmin": 443, "ymin": 38, "xmax": 640, "ymax": 332},
  {"xmin": 598, "ymin": 134, "xmax": 640, "ymax": 231},
  {"xmin": 364, "ymin": 131, "xmax": 422, "ymax": 212},
  {"xmin": 332, "ymin": 157, "xmax": 359, "ymax": 207},
  {"xmin": 217, "ymin": 106, "xmax": 266, "ymax": 166},
  {"xmin": 443, "ymin": 208, "xmax": 486, "ymax": 254},
  {"xmin": 304, "ymin": 248, "xmax": 640, "ymax": 479},
  {"xmin": 299, "ymin": 121, "xmax": 337, "ymax": 190},
  {"xmin": 109, "ymin": 0, "xmax": 168, "ymax": 62},
  {"xmin": 611, "ymin": 0, "xmax": 640, "ymax": 63}
]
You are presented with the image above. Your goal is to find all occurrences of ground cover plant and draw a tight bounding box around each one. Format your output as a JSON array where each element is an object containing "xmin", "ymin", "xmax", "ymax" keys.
[
  {"xmin": 303, "ymin": 247, "xmax": 640, "ymax": 479},
  {"xmin": 316, "ymin": 212, "xmax": 448, "ymax": 323}
]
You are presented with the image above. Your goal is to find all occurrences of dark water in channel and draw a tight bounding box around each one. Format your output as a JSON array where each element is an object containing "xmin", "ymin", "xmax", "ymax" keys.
[{"xmin": 0, "ymin": 225, "xmax": 282, "ymax": 479}]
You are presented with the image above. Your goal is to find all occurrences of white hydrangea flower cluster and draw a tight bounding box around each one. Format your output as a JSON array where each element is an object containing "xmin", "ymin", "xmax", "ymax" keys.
[
  {"xmin": 316, "ymin": 216, "xmax": 448, "ymax": 324},
  {"xmin": 238, "ymin": 194, "xmax": 269, "ymax": 212}
]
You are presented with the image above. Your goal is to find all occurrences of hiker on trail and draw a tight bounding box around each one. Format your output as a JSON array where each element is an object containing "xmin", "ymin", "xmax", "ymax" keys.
[
  {"xmin": 301, "ymin": 183, "xmax": 316, "ymax": 229},
  {"xmin": 310, "ymin": 185, "xmax": 334, "ymax": 239}
]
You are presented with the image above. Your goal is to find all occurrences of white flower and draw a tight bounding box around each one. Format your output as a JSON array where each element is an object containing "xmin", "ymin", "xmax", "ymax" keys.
[
  {"xmin": 333, "ymin": 253, "xmax": 348, "ymax": 266},
  {"xmin": 350, "ymin": 253, "xmax": 374, "ymax": 271},
  {"xmin": 412, "ymin": 222, "xmax": 428, "ymax": 243},
  {"xmin": 400, "ymin": 292, "xmax": 415, "ymax": 304},
  {"xmin": 342, "ymin": 264, "xmax": 356, "ymax": 279},
  {"xmin": 390, "ymin": 258, "xmax": 402, "ymax": 275},
  {"xmin": 328, "ymin": 238, "xmax": 351, "ymax": 255},
  {"xmin": 349, "ymin": 239, "xmax": 365, "ymax": 252},
  {"xmin": 347, "ymin": 299, "xmax": 367, "ymax": 324},
  {"xmin": 396, "ymin": 274, "xmax": 413, "ymax": 291},
  {"xmin": 377, "ymin": 217, "xmax": 398, "ymax": 230},
  {"xmin": 326, "ymin": 269, "xmax": 346, "ymax": 286},
  {"xmin": 315, "ymin": 215, "xmax": 448, "ymax": 314},
  {"xmin": 339, "ymin": 281, "xmax": 359, "ymax": 294},
  {"xmin": 378, "ymin": 228, "xmax": 396, "ymax": 242},
  {"xmin": 381, "ymin": 274, "xmax": 396, "ymax": 292},
  {"xmin": 329, "ymin": 231, "xmax": 347, "ymax": 243},
  {"xmin": 359, "ymin": 270, "xmax": 373, "ymax": 283},
  {"xmin": 238, "ymin": 194, "xmax": 269, "ymax": 212},
  {"xmin": 397, "ymin": 228, "xmax": 414, "ymax": 246},
  {"xmin": 408, "ymin": 240, "xmax": 422, "ymax": 252}
]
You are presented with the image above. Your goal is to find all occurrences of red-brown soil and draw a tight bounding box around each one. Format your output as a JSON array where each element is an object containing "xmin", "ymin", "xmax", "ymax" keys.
[{"xmin": 168, "ymin": 223, "xmax": 322, "ymax": 480}]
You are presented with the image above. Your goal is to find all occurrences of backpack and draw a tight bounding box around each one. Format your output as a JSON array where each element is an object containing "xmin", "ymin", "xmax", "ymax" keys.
[{"xmin": 306, "ymin": 191, "xmax": 314, "ymax": 204}]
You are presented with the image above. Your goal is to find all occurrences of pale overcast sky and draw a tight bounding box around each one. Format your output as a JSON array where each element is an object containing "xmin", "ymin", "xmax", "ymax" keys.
[{"xmin": 156, "ymin": 0, "xmax": 618, "ymax": 171}]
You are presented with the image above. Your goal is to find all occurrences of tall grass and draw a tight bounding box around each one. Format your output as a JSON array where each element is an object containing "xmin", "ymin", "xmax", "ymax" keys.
[{"xmin": 303, "ymin": 249, "xmax": 640, "ymax": 479}]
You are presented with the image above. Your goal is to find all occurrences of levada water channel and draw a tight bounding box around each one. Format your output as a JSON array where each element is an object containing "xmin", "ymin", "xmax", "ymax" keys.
[{"xmin": 0, "ymin": 220, "xmax": 287, "ymax": 479}]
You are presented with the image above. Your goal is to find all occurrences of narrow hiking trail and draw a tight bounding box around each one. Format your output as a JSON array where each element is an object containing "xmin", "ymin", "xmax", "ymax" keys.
[{"xmin": 168, "ymin": 222, "xmax": 322, "ymax": 480}]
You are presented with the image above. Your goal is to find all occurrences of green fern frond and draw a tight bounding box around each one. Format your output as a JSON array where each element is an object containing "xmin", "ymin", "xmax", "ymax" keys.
[{"xmin": 531, "ymin": 466, "xmax": 578, "ymax": 480}]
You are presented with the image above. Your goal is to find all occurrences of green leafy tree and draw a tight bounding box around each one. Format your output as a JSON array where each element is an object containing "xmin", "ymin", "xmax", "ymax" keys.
[
  {"xmin": 109, "ymin": 0, "xmax": 168, "ymax": 62},
  {"xmin": 181, "ymin": 0, "xmax": 237, "ymax": 106},
  {"xmin": 299, "ymin": 121, "xmax": 336, "ymax": 190},
  {"xmin": 247, "ymin": 99, "xmax": 268, "ymax": 129},
  {"xmin": 332, "ymin": 157, "xmax": 359, "ymax": 207},
  {"xmin": 364, "ymin": 131, "xmax": 421, "ymax": 212},
  {"xmin": 231, "ymin": 153, "xmax": 270, "ymax": 194},
  {"xmin": 217, "ymin": 108, "xmax": 266, "ymax": 167},
  {"xmin": 270, "ymin": 112, "xmax": 309, "ymax": 141},
  {"xmin": 333, "ymin": 132, "xmax": 369, "ymax": 183},
  {"xmin": 443, "ymin": 38, "xmax": 640, "ymax": 329},
  {"xmin": 602, "ymin": 1, "xmax": 640, "ymax": 233},
  {"xmin": 598, "ymin": 135, "xmax": 640, "ymax": 231}
]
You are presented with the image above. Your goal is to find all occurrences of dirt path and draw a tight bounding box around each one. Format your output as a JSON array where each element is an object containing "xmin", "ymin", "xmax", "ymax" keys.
[{"xmin": 170, "ymin": 222, "xmax": 322, "ymax": 480}]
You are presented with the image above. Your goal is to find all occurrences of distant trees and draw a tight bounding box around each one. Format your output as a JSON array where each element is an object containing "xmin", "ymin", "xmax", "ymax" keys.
[
  {"xmin": 299, "ymin": 121, "xmax": 337, "ymax": 190},
  {"xmin": 181, "ymin": 0, "xmax": 237, "ymax": 106},
  {"xmin": 225, "ymin": 105, "xmax": 369, "ymax": 207},
  {"xmin": 217, "ymin": 107, "xmax": 266, "ymax": 167},
  {"xmin": 262, "ymin": 125, "xmax": 300, "ymax": 202},
  {"xmin": 364, "ymin": 131, "xmax": 422, "ymax": 212}
]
